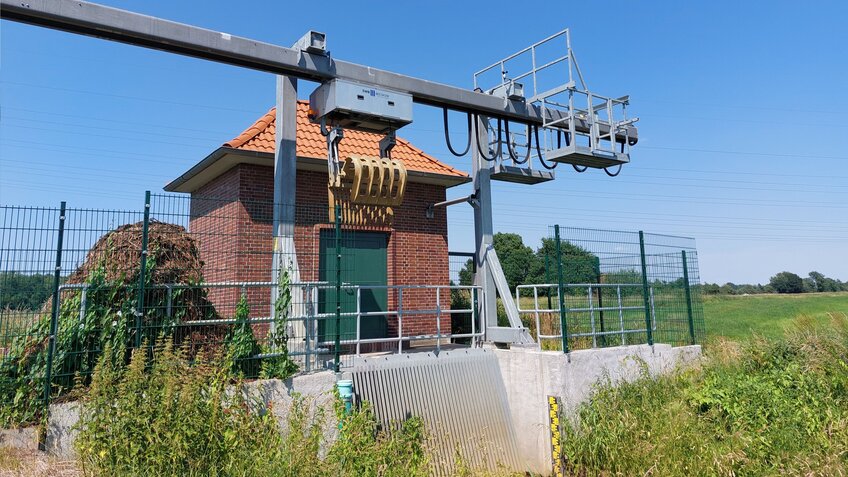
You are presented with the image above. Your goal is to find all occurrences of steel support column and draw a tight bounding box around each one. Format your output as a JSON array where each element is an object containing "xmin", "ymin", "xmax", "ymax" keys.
[
  {"xmin": 271, "ymin": 75, "xmax": 300, "ymax": 341},
  {"xmin": 472, "ymin": 116, "xmax": 497, "ymax": 337}
]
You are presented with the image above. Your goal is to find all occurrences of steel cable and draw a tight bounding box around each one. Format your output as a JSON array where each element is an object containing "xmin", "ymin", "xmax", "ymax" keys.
[{"xmin": 533, "ymin": 125, "xmax": 558, "ymax": 170}]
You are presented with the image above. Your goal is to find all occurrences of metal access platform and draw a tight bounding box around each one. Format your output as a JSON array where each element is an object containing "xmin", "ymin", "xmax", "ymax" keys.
[
  {"xmin": 546, "ymin": 144, "xmax": 631, "ymax": 169},
  {"xmin": 490, "ymin": 163, "xmax": 554, "ymax": 184},
  {"xmin": 474, "ymin": 29, "xmax": 638, "ymax": 176}
]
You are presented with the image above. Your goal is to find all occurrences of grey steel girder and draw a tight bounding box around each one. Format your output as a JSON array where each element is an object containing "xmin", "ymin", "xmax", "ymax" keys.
[{"xmin": 0, "ymin": 0, "xmax": 637, "ymax": 144}]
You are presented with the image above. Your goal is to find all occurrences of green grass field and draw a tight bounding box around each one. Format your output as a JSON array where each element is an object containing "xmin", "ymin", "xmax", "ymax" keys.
[{"xmin": 703, "ymin": 291, "xmax": 848, "ymax": 341}]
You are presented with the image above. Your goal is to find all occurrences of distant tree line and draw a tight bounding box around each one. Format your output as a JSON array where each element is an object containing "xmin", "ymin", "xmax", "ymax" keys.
[
  {"xmin": 455, "ymin": 234, "xmax": 848, "ymax": 298},
  {"xmin": 456, "ymin": 233, "xmax": 603, "ymax": 292},
  {"xmin": 0, "ymin": 272, "xmax": 54, "ymax": 310},
  {"xmin": 703, "ymin": 270, "xmax": 848, "ymax": 295}
]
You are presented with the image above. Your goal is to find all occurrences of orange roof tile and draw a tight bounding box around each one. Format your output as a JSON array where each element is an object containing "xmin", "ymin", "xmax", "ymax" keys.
[{"xmin": 224, "ymin": 101, "xmax": 467, "ymax": 178}]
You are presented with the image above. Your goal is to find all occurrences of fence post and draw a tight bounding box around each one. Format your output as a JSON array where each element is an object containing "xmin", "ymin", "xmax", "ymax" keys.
[
  {"xmin": 682, "ymin": 250, "xmax": 696, "ymax": 345},
  {"xmin": 638, "ymin": 231, "xmax": 654, "ymax": 346},
  {"xmin": 554, "ymin": 225, "xmax": 569, "ymax": 353},
  {"xmin": 544, "ymin": 249, "xmax": 552, "ymax": 311},
  {"xmin": 595, "ymin": 256, "xmax": 606, "ymax": 347},
  {"xmin": 334, "ymin": 204, "xmax": 342, "ymax": 373},
  {"xmin": 44, "ymin": 201, "xmax": 66, "ymax": 411},
  {"xmin": 135, "ymin": 191, "xmax": 151, "ymax": 349}
]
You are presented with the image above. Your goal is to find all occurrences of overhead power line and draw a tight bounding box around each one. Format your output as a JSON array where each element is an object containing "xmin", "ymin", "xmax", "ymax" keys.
[{"xmin": 0, "ymin": 80, "xmax": 266, "ymax": 115}]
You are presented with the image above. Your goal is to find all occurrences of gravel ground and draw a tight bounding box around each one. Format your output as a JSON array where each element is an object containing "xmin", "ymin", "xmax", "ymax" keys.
[{"xmin": 0, "ymin": 448, "xmax": 79, "ymax": 477}]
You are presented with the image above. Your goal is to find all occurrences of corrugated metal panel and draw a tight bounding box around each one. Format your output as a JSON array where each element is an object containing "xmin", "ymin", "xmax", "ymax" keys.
[{"xmin": 351, "ymin": 349, "xmax": 521, "ymax": 474}]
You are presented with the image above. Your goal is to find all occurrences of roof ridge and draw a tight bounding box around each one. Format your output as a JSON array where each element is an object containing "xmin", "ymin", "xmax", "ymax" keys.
[
  {"xmin": 224, "ymin": 107, "xmax": 276, "ymax": 149},
  {"xmin": 223, "ymin": 104, "xmax": 468, "ymax": 179}
]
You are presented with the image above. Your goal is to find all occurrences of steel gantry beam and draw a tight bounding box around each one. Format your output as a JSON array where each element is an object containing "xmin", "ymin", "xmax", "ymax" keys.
[
  {"xmin": 0, "ymin": 0, "xmax": 637, "ymax": 143},
  {"xmin": 2, "ymin": 0, "xmax": 638, "ymax": 347}
]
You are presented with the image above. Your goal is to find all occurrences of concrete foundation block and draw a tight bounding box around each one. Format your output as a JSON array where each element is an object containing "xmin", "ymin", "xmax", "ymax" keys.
[
  {"xmin": 494, "ymin": 344, "xmax": 701, "ymax": 474},
  {"xmin": 45, "ymin": 401, "xmax": 80, "ymax": 459},
  {"xmin": 0, "ymin": 426, "xmax": 39, "ymax": 452}
]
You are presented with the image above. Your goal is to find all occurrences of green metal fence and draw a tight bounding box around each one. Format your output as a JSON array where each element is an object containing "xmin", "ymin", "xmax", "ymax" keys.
[
  {"xmin": 0, "ymin": 193, "xmax": 352, "ymax": 427},
  {"xmin": 1, "ymin": 191, "xmax": 475, "ymax": 427},
  {"xmin": 516, "ymin": 226, "xmax": 706, "ymax": 352}
]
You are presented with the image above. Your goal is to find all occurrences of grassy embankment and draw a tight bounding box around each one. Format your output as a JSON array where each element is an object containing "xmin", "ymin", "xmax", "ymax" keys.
[
  {"xmin": 562, "ymin": 298, "xmax": 848, "ymax": 476},
  {"xmin": 703, "ymin": 291, "xmax": 848, "ymax": 341}
]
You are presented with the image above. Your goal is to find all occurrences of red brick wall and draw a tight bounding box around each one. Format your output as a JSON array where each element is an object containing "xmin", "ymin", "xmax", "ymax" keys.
[
  {"xmin": 188, "ymin": 162, "xmax": 451, "ymax": 339},
  {"xmin": 189, "ymin": 166, "xmax": 243, "ymax": 314}
]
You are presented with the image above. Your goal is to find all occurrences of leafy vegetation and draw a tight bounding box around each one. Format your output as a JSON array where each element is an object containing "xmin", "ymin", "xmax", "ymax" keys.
[
  {"xmin": 0, "ymin": 263, "xmax": 142, "ymax": 427},
  {"xmin": 768, "ymin": 271, "xmax": 805, "ymax": 294},
  {"xmin": 561, "ymin": 314, "xmax": 848, "ymax": 476},
  {"xmin": 0, "ymin": 272, "xmax": 54, "ymax": 311},
  {"xmin": 456, "ymin": 233, "xmax": 599, "ymax": 292},
  {"xmin": 76, "ymin": 342, "xmax": 432, "ymax": 477},
  {"xmin": 1, "ymin": 243, "xmax": 298, "ymax": 428},
  {"xmin": 224, "ymin": 294, "xmax": 260, "ymax": 376}
]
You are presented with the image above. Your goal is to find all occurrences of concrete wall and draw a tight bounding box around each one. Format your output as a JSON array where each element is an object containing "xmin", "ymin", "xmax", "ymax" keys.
[
  {"xmin": 44, "ymin": 370, "xmax": 339, "ymax": 459},
  {"xmin": 0, "ymin": 426, "xmax": 39, "ymax": 452},
  {"xmin": 41, "ymin": 345, "xmax": 701, "ymax": 475},
  {"xmin": 494, "ymin": 344, "xmax": 702, "ymax": 474}
]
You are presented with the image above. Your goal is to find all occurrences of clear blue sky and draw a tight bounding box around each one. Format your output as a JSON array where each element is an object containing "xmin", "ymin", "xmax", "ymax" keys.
[{"xmin": 1, "ymin": 0, "xmax": 846, "ymax": 284}]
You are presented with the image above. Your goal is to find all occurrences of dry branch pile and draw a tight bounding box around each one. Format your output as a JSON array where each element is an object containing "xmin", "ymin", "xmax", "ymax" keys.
[
  {"xmin": 2, "ymin": 220, "xmax": 231, "ymax": 427},
  {"xmin": 67, "ymin": 220, "xmax": 204, "ymax": 286}
]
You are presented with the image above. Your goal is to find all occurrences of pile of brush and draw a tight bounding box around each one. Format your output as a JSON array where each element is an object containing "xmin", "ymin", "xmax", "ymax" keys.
[{"xmin": 1, "ymin": 221, "xmax": 229, "ymax": 427}]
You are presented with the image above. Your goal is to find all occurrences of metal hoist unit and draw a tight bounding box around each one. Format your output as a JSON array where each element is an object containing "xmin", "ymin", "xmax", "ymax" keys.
[{"xmin": 309, "ymin": 79, "xmax": 412, "ymax": 225}]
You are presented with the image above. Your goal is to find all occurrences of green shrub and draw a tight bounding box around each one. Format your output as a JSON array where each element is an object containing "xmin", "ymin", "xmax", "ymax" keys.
[
  {"xmin": 76, "ymin": 343, "xmax": 286, "ymax": 477},
  {"xmin": 328, "ymin": 399, "xmax": 428, "ymax": 477},
  {"xmin": 0, "ymin": 264, "xmax": 137, "ymax": 427},
  {"xmin": 75, "ymin": 342, "xmax": 431, "ymax": 477},
  {"xmin": 562, "ymin": 314, "xmax": 848, "ymax": 476},
  {"xmin": 224, "ymin": 294, "xmax": 261, "ymax": 376},
  {"xmin": 1, "ymin": 251, "xmax": 298, "ymax": 427}
]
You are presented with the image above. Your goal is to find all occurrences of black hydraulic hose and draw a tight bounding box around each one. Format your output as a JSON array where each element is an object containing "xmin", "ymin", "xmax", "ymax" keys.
[
  {"xmin": 503, "ymin": 120, "xmax": 531, "ymax": 165},
  {"xmin": 604, "ymin": 164, "xmax": 622, "ymax": 177},
  {"xmin": 443, "ymin": 108, "xmax": 472, "ymax": 156},
  {"xmin": 533, "ymin": 125, "xmax": 558, "ymax": 170},
  {"xmin": 556, "ymin": 130, "xmax": 571, "ymax": 148},
  {"xmin": 555, "ymin": 129, "xmax": 584, "ymax": 171},
  {"xmin": 319, "ymin": 116, "xmax": 331, "ymax": 137},
  {"xmin": 474, "ymin": 115, "xmax": 501, "ymax": 162}
]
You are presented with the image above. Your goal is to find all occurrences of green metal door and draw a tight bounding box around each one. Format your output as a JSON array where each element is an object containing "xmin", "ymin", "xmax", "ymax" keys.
[{"xmin": 319, "ymin": 230, "xmax": 388, "ymax": 342}]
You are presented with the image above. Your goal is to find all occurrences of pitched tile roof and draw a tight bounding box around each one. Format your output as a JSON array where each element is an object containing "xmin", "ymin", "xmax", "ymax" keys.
[{"xmin": 224, "ymin": 101, "xmax": 467, "ymax": 178}]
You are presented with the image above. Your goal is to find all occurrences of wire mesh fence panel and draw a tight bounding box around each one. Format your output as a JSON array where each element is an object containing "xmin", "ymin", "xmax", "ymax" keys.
[
  {"xmin": 0, "ymin": 205, "xmax": 64, "ymax": 423},
  {"xmin": 148, "ymin": 193, "xmax": 349, "ymax": 372},
  {"xmin": 1, "ymin": 191, "xmax": 478, "ymax": 424},
  {"xmin": 520, "ymin": 226, "xmax": 705, "ymax": 351},
  {"xmin": 50, "ymin": 206, "xmax": 146, "ymax": 392},
  {"xmin": 449, "ymin": 252, "xmax": 476, "ymax": 344}
]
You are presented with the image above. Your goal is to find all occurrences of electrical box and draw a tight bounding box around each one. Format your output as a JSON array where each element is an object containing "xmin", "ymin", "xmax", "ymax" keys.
[
  {"xmin": 293, "ymin": 30, "xmax": 326, "ymax": 55},
  {"xmin": 489, "ymin": 81, "xmax": 524, "ymax": 101},
  {"xmin": 309, "ymin": 79, "xmax": 413, "ymax": 134}
]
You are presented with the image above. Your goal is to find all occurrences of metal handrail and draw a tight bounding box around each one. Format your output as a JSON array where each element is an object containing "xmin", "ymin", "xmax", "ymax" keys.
[
  {"xmin": 57, "ymin": 281, "xmax": 484, "ymax": 369},
  {"xmin": 516, "ymin": 282, "xmax": 656, "ymax": 349}
]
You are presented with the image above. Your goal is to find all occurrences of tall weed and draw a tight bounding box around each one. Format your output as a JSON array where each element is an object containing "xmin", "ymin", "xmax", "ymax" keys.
[
  {"xmin": 562, "ymin": 314, "xmax": 848, "ymax": 476},
  {"xmin": 75, "ymin": 342, "xmax": 431, "ymax": 477}
]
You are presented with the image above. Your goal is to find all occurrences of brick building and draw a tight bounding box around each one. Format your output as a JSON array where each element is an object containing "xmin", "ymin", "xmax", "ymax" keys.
[{"xmin": 165, "ymin": 101, "xmax": 469, "ymax": 343}]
